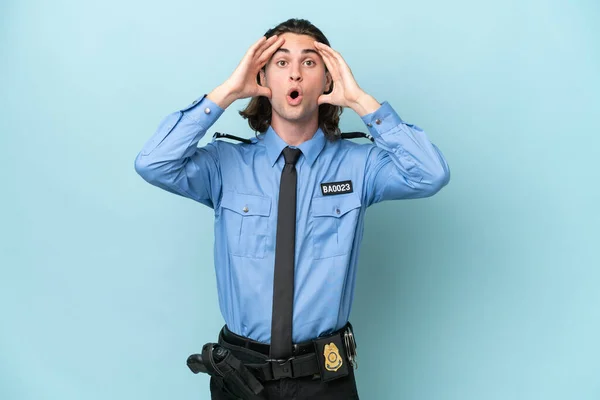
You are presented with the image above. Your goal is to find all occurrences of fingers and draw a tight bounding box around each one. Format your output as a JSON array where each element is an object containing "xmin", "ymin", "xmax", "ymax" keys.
[
  {"xmin": 314, "ymin": 42, "xmax": 343, "ymax": 63},
  {"xmin": 256, "ymin": 36, "xmax": 285, "ymax": 66},
  {"xmin": 314, "ymin": 42, "xmax": 339, "ymax": 67},
  {"xmin": 315, "ymin": 43, "xmax": 341, "ymax": 82},
  {"xmin": 248, "ymin": 35, "xmax": 276, "ymax": 56},
  {"xmin": 314, "ymin": 42, "xmax": 337, "ymax": 63},
  {"xmin": 242, "ymin": 36, "xmax": 278, "ymax": 66},
  {"xmin": 254, "ymin": 35, "xmax": 280, "ymax": 57},
  {"xmin": 243, "ymin": 37, "xmax": 267, "ymax": 62},
  {"xmin": 315, "ymin": 41, "xmax": 356, "ymax": 84}
]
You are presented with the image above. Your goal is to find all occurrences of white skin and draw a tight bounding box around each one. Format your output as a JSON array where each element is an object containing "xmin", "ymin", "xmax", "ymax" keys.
[
  {"xmin": 207, "ymin": 32, "xmax": 381, "ymax": 146},
  {"xmin": 258, "ymin": 33, "xmax": 332, "ymax": 144}
]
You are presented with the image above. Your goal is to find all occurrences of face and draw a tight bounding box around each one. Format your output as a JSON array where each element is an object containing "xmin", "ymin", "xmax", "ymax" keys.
[{"xmin": 260, "ymin": 33, "xmax": 332, "ymax": 124}]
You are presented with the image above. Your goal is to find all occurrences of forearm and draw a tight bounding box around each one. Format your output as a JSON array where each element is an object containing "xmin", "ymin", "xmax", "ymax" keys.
[
  {"xmin": 136, "ymin": 95, "xmax": 223, "ymax": 161},
  {"xmin": 349, "ymin": 91, "xmax": 382, "ymax": 117},
  {"xmin": 134, "ymin": 95, "xmax": 224, "ymax": 203},
  {"xmin": 363, "ymin": 102, "xmax": 450, "ymax": 204},
  {"xmin": 207, "ymin": 83, "xmax": 239, "ymax": 110}
]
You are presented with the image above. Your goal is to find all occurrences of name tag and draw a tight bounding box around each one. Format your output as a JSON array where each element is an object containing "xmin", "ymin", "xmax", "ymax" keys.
[{"xmin": 320, "ymin": 180, "xmax": 353, "ymax": 196}]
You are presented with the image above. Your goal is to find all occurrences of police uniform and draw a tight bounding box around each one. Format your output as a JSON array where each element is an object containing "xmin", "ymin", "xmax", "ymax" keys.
[{"xmin": 134, "ymin": 94, "xmax": 450, "ymax": 399}]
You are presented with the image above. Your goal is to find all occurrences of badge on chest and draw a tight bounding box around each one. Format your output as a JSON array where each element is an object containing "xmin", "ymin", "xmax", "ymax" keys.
[{"xmin": 320, "ymin": 180, "xmax": 353, "ymax": 196}]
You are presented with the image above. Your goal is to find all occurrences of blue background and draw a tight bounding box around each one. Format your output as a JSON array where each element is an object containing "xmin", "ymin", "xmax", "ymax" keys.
[{"xmin": 2, "ymin": 0, "xmax": 599, "ymax": 399}]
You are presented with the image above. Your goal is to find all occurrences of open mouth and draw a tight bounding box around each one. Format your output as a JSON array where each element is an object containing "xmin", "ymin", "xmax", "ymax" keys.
[{"xmin": 286, "ymin": 88, "xmax": 303, "ymax": 105}]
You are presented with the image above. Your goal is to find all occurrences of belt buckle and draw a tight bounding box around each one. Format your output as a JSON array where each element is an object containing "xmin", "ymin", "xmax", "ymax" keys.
[
  {"xmin": 343, "ymin": 325, "xmax": 358, "ymax": 369},
  {"xmin": 266, "ymin": 357, "xmax": 295, "ymax": 379}
]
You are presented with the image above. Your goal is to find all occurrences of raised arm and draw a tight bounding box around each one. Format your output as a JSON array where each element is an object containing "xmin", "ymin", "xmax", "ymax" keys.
[
  {"xmin": 313, "ymin": 41, "xmax": 450, "ymax": 206},
  {"xmin": 134, "ymin": 35, "xmax": 286, "ymax": 208}
]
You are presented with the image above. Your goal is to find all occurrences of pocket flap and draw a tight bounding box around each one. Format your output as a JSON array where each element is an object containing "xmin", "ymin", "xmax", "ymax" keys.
[
  {"xmin": 311, "ymin": 193, "xmax": 362, "ymax": 218},
  {"xmin": 221, "ymin": 192, "xmax": 272, "ymax": 216}
]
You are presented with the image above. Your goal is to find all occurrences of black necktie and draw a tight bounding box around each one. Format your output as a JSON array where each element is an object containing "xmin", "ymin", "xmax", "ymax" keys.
[{"xmin": 270, "ymin": 146, "xmax": 302, "ymax": 360}]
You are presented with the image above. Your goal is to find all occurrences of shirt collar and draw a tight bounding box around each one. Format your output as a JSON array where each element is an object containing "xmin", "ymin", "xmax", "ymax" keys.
[{"xmin": 263, "ymin": 125, "xmax": 326, "ymax": 168}]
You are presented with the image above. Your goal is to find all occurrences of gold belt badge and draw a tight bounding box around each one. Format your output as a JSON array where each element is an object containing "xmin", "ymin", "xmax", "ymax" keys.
[{"xmin": 323, "ymin": 342, "xmax": 343, "ymax": 372}]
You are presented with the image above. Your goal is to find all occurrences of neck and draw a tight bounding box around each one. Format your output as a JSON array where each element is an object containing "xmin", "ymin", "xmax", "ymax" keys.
[{"xmin": 270, "ymin": 113, "xmax": 319, "ymax": 147}]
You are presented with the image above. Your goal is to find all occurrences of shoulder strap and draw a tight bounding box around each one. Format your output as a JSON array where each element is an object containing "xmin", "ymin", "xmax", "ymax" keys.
[
  {"xmin": 340, "ymin": 131, "xmax": 374, "ymax": 143},
  {"xmin": 213, "ymin": 131, "xmax": 374, "ymax": 144},
  {"xmin": 213, "ymin": 132, "xmax": 253, "ymax": 144}
]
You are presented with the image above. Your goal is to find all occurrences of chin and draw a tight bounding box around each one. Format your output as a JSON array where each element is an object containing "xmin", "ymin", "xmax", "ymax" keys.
[
  {"xmin": 272, "ymin": 105, "xmax": 309, "ymax": 122},
  {"xmin": 292, "ymin": 105, "xmax": 319, "ymax": 119},
  {"xmin": 285, "ymin": 109, "xmax": 308, "ymax": 120}
]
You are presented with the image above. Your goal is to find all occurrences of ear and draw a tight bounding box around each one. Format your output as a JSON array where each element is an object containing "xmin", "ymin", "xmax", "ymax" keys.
[
  {"xmin": 324, "ymin": 71, "xmax": 333, "ymax": 93},
  {"xmin": 259, "ymin": 69, "xmax": 266, "ymax": 87}
]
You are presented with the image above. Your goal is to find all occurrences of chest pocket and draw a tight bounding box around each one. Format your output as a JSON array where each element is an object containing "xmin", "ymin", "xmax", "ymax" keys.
[
  {"xmin": 220, "ymin": 192, "xmax": 272, "ymax": 259},
  {"xmin": 311, "ymin": 193, "xmax": 362, "ymax": 259}
]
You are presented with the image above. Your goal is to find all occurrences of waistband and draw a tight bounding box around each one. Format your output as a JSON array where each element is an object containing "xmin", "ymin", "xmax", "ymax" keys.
[{"xmin": 219, "ymin": 323, "xmax": 351, "ymax": 357}]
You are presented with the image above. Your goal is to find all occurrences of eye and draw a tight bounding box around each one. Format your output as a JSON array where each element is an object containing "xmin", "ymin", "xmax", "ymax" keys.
[
  {"xmin": 276, "ymin": 60, "xmax": 287, "ymax": 67},
  {"xmin": 304, "ymin": 60, "xmax": 315, "ymax": 66}
]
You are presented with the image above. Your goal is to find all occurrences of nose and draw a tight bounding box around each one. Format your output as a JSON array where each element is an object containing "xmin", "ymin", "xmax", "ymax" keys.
[{"xmin": 289, "ymin": 64, "xmax": 302, "ymax": 82}]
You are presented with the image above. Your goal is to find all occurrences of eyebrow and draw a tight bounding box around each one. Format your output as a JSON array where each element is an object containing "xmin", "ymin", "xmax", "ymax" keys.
[{"xmin": 273, "ymin": 48, "xmax": 319, "ymax": 56}]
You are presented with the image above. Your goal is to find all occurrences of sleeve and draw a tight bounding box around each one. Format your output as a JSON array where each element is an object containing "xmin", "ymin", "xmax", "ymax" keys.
[
  {"xmin": 362, "ymin": 101, "xmax": 451, "ymax": 207},
  {"xmin": 134, "ymin": 94, "xmax": 225, "ymax": 209}
]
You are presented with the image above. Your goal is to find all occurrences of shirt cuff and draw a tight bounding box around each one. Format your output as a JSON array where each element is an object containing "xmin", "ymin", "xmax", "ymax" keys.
[
  {"xmin": 360, "ymin": 101, "xmax": 404, "ymax": 138},
  {"xmin": 180, "ymin": 94, "xmax": 225, "ymax": 125}
]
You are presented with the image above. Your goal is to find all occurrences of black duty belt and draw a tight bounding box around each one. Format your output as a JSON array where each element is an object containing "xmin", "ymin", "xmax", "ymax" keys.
[
  {"xmin": 186, "ymin": 322, "xmax": 358, "ymax": 399},
  {"xmin": 220, "ymin": 325, "xmax": 318, "ymax": 357},
  {"xmin": 218, "ymin": 322, "xmax": 358, "ymax": 382}
]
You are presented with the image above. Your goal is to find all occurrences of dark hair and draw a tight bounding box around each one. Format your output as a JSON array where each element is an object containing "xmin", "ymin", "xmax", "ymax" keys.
[{"xmin": 238, "ymin": 18, "xmax": 342, "ymax": 141}]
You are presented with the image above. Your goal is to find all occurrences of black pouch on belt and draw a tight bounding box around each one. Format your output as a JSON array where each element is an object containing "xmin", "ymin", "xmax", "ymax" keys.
[
  {"xmin": 187, "ymin": 343, "xmax": 266, "ymax": 400},
  {"xmin": 313, "ymin": 333, "xmax": 349, "ymax": 382}
]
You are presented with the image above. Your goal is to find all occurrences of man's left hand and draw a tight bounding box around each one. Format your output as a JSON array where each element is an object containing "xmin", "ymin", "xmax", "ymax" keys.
[{"xmin": 314, "ymin": 42, "xmax": 381, "ymax": 117}]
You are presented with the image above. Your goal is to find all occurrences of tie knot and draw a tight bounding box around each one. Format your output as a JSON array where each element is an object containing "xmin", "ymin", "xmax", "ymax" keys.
[{"xmin": 282, "ymin": 147, "xmax": 302, "ymax": 165}]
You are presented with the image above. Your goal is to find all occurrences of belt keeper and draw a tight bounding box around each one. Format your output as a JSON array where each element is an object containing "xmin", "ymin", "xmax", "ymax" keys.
[{"xmin": 266, "ymin": 357, "xmax": 295, "ymax": 379}]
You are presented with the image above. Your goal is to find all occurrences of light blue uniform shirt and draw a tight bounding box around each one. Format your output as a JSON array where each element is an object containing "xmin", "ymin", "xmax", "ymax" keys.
[{"xmin": 135, "ymin": 94, "xmax": 450, "ymax": 343}]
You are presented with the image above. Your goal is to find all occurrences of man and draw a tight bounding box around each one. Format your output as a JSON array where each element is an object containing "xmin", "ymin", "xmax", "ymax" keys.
[{"xmin": 135, "ymin": 18, "xmax": 450, "ymax": 400}]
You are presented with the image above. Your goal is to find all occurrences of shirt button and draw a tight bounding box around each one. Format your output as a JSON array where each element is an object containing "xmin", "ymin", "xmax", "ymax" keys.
[
  {"xmin": 242, "ymin": 206, "xmax": 249, "ymax": 213},
  {"xmin": 366, "ymin": 123, "xmax": 372, "ymax": 127},
  {"xmin": 375, "ymin": 119, "xmax": 382, "ymax": 125},
  {"xmin": 336, "ymin": 208, "xmax": 341, "ymax": 215},
  {"xmin": 204, "ymin": 107, "xmax": 211, "ymax": 114}
]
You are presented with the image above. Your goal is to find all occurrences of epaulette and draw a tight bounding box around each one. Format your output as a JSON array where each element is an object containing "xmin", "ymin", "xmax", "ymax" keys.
[
  {"xmin": 213, "ymin": 131, "xmax": 374, "ymax": 143},
  {"xmin": 212, "ymin": 132, "xmax": 253, "ymax": 144},
  {"xmin": 340, "ymin": 131, "xmax": 374, "ymax": 143}
]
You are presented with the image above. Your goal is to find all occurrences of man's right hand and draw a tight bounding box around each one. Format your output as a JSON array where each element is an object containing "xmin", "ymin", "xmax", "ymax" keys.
[{"xmin": 207, "ymin": 35, "xmax": 285, "ymax": 109}]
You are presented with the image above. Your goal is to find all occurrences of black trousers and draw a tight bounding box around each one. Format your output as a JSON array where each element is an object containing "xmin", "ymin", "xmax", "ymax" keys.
[
  {"xmin": 209, "ymin": 329, "xmax": 360, "ymax": 400},
  {"xmin": 210, "ymin": 366, "xmax": 359, "ymax": 400}
]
